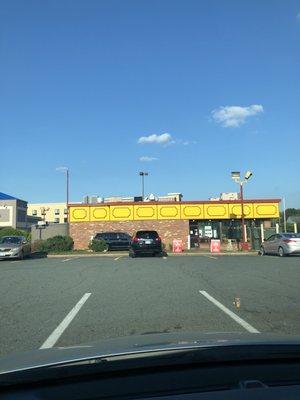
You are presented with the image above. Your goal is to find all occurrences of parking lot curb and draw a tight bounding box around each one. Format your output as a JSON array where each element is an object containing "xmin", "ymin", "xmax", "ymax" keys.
[{"xmin": 47, "ymin": 252, "xmax": 258, "ymax": 258}]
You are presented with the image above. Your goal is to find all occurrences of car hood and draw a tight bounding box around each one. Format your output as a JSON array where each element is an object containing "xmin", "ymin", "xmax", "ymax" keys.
[
  {"xmin": 1, "ymin": 332, "xmax": 300, "ymax": 375},
  {"xmin": 0, "ymin": 243, "xmax": 20, "ymax": 249}
]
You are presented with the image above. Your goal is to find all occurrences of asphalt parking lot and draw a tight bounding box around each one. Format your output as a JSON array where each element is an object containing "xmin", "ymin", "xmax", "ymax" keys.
[{"xmin": 0, "ymin": 253, "xmax": 300, "ymax": 358}]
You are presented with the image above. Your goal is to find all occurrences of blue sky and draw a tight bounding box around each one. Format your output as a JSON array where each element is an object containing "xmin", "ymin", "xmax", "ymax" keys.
[{"xmin": 1, "ymin": 0, "xmax": 300, "ymax": 207}]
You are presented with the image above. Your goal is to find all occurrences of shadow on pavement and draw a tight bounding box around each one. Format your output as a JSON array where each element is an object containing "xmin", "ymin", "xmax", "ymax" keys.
[
  {"xmin": 132, "ymin": 252, "xmax": 167, "ymax": 258},
  {"xmin": 30, "ymin": 251, "xmax": 48, "ymax": 259}
]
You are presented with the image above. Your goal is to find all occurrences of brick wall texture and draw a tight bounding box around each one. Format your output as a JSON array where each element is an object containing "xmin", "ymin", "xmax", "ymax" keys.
[{"xmin": 70, "ymin": 220, "xmax": 189, "ymax": 250}]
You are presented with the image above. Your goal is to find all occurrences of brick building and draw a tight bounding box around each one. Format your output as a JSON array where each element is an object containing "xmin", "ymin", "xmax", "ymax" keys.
[{"xmin": 69, "ymin": 198, "xmax": 281, "ymax": 250}]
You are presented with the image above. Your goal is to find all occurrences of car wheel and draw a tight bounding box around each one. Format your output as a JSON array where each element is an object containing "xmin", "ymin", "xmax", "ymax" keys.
[
  {"xmin": 19, "ymin": 250, "xmax": 24, "ymax": 260},
  {"xmin": 260, "ymin": 246, "xmax": 265, "ymax": 256},
  {"xmin": 278, "ymin": 246, "xmax": 285, "ymax": 257}
]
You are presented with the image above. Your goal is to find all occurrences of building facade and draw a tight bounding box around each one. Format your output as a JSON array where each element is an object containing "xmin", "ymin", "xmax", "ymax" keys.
[
  {"xmin": 27, "ymin": 203, "xmax": 68, "ymax": 224},
  {"xmin": 68, "ymin": 198, "xmax": 281, "ymax": 250},
  {"xmin": 0, "ymin": 192, "xmax": 31, "ymax": 229}
]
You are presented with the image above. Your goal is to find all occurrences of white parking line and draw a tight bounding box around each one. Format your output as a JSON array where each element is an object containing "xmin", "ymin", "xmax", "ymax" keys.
[
  {"xmin": 10, "ymin": 260, "xmax": 21, "ymax": 264},
  {"xmin": 62, "ymin": 258, "xmax": 71, "ymax": 262},
  {"xmin": 199, "ymin": 290, "xmax": 259, "ymax": 333},
  {"xmin": 114, "ymin": 256, "xmax": 123, "ymax": 261},
  {"xmin": 40, "ymin": 293, "xmax": 91, "ymax": 349}
]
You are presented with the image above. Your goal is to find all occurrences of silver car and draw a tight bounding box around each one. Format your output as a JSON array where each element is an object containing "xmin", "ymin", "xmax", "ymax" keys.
[
  {"xmin": 0, "ymin": 236, "xmax": 31, "ymax": 260},
  {"xmin": 260, "ymin": 233, "xmax": 300, "ymax": 257}
]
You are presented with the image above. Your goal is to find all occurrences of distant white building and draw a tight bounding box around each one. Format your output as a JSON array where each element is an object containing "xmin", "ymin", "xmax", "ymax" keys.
[{"xmin": 220, "ymin": 192, "xmax": 240, "ymax": 200}]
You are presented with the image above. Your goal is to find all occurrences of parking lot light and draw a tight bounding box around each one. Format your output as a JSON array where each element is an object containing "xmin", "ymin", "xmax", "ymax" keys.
[
  {"xmin": 231, "ymin": 171, "xmax": 253, "ymax": 249},
  {"xmin": 139, "ymin": 171, "xmax": 148, "ymax": 200},
  {"xmin": 56, "ymin": 166, "xmax": 70, "ymax": 212}
]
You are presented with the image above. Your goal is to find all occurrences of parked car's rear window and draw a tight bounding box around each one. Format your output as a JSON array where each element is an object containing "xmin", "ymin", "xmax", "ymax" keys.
[
  {"xmin": 136, "ymin": 231, "xmax": 159, "ymax": 239},
  {"xmin": 94, "ymin": 233, "xmax": 107, "ymax": 240},
  {"xmin": 95, "ymin": 232, "xmax": 131, "ymax": 240}
]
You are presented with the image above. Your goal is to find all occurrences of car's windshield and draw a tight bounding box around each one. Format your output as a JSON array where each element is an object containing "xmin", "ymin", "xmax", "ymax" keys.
[
  {"xmin": 0, "ymin": 237, "xmax": 22, "ymax": 244},
  {"xmin": 1, "ymin": 0, "xmax": 300, "ymax": 372}
]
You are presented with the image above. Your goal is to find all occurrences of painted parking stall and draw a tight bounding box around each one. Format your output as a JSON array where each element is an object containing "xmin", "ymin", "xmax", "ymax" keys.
[{"xmin": 0, "ymin": 254, "xmax": 300, "ymax": 357}]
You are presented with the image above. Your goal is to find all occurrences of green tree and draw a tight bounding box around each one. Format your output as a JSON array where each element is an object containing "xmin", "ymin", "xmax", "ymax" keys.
[{"xmin": 0, "ymin": 227, "xmax": 31, "ymax": 240}]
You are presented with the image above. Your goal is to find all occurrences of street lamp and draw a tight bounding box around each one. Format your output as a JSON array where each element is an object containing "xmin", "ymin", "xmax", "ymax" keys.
[
  {"xmin": 56, "ymin": 166, "xmax": 70, "ymax": 212},
  {"xmin": 231, "ymin": 171, "xmax": 253, "ymax": 249},
  {"xmin": 139, "ymin": 171, "xmax": 148, "ymax": 200}
]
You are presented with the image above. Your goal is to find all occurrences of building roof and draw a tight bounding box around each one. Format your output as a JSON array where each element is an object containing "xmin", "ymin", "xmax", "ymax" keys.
[
  {"xmin": 0, "ymin": 192, "xmax": 17, "ymax": 200},
  {"xmin": 68, "ymin": 198, "xmax": 282, "ymax": 207}
]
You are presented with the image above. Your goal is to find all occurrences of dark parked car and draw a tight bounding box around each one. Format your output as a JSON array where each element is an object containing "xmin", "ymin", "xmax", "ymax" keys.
[
  {"xmin": 129, "ymin": 230, "xmax": 162, "ymax": 257},
  {"xmin": 93, "ymin": 232, "xmax": 131, "ymax": 251}
]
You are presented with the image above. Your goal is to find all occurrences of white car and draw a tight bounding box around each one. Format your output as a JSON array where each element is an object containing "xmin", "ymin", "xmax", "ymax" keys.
[{"xmin": 260, "ymin": 233, "xmax": 300, "ymax": 257}]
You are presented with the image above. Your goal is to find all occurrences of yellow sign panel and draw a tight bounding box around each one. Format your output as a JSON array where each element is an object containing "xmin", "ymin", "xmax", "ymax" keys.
[
  {"xmin": 229, "ymin": 203, "xmax": 254, "ymax": 219},
  {"xmin": 90, "ymin": 206, "xmax": 110, "ymax": 221},
  {"xmin": 181, "ymin": 204, "xmax": 203, "ymax": 219},
  {"xmin": 254, "ymin": 203, "xmax": 279, "ymax": 218},
  {"xmin": 157, "ymin": 205, "xmax": 181, "ymax": 219},
  {"xmin": 110, "ymin": 205, "xmax": 134, "ymax": 221},
  {"xmin": 69, "ymin": 201, "xmax": 280, "ymax": 222},
  {"xmin": 204, "ymin": 204, "xmax": 229, "ymax": 219},
  {"xmin": 134, "ymin": 205, "xmax": 157, "ymax": 220},
  {"xmin": 70, "ymin": 207, "xmax": 90, "ymax": 222}
]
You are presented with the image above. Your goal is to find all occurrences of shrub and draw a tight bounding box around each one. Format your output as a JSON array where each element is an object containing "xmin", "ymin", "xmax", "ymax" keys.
[
  {"xmin": 89, "ymin": 239, "xmax": 108, "ymax": 252},
  {"xmin": 0, "ymin": 227, "xmax": 30, "ymax": 241},
  {"xmin": 31, "ymin": 240, "xmax": 48, "ymax": 253},
  {"xmin": 32, "ymin": 236, "xmax": 74, "ymax": 253},
  {"xmin": 45, "ymin": 236, "xmax": 74, "ymax": 252}
]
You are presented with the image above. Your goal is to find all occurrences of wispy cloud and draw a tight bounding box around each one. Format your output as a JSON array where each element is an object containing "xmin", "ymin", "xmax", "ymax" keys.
[
  {"xmin": 297, "ymin": 12, "xmax": 300, "ymax": 20},
  {"xmin": 139, "ymin": 156, "xmax": 158, "ymax": 162},
  {"xmin": 138, "ymin": 133, "xmax": 171, "ymax": 144},
  {"xmin": 211, "ymin": 104, "xmax": 264, "ymax": 128}
]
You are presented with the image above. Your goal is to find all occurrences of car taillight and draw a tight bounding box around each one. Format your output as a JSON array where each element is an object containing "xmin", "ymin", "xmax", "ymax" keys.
[
  {"xmin": 283, "ymin": 239, "xmax": 296, "ymax": 243},
  {"xmin": 156, "ymin": 236, "xmax": 161, "ymax": 241},
  {"xmin": 133, "ymin": 237, "xmax": 139, "ymax": 242}
]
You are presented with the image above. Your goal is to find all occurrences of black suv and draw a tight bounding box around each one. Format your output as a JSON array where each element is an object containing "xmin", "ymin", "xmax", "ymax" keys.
[
  {"xmin": 129, "ymin": 230, "xmax": 162, "ymax": 257},
  {"xmin": 94, "ymin": 232, "xmax": 131, "ymax": 251}
]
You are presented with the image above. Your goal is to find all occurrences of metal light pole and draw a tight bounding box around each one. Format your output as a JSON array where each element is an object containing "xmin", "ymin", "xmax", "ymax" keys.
[
  {"xmin": 240, "ymin": 181, "xmax": 245, "ymax": 243},
  {"xmin": 56, "ymin": 166, "xmax": 70, "ymax": 218},
  {"xmin": 231, "ymin": 171, "xmax": 253, "ymax": 249},
  {"xmin": 139, "ymin": 171, "xmax": 148, "ymax": 200},
  {"xmin": 283, "ymin": 197, "xmax": 287, "ymax": 233}
]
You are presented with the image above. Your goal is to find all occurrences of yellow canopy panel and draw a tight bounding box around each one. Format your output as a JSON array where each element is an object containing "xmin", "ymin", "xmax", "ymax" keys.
[{"xmin": 69, "ymin": 201, "xmax": 280, "ymax": 222}]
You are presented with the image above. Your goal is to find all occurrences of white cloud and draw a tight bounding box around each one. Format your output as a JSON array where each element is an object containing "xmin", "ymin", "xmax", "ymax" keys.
[
  {"xmin": 297, "ymin": 12, "xmax": 300, "ymax": 20},
  {"xmin": 138, "ymin": 133, "xmax": 171, "ymax": 144},
  {"xmin": 139, "ymin": 156, "xmax": 158, "ymax": 162},
  {"xmin": 212, "ymin": 104, "xmax": 264, "ymax": 127}
]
